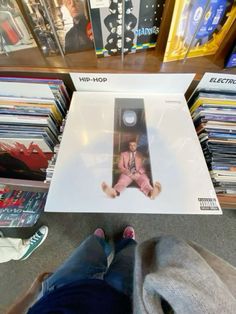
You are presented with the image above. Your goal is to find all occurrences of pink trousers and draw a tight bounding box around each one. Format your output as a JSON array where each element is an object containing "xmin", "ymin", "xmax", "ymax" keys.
[{"xmin": 114, "ymin": 173, "xmax": 153, "ymax": 196}]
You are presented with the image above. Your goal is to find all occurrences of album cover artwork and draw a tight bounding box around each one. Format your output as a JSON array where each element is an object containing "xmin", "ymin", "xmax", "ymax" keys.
[
  {"xmin": 45, "ymin": 91, "xmax": 221, "ymax": 214},
  {"xmin": 0, "ymin": 0, "xmax": 36, "ymax": 54},
  {"xmin": 110, "ymin": 98, "xmax": 157, "ymax": 199},
  {"xmin": 0, "ymin": 183, "xmax": 47, "ymax": 227},
  {"xmin": 89, "ymin": 0, "xmax": 165, "ymax": 57},
  {"xmin": 164, "ymin": 0, "xmax": 236, "ymax": 62},
  {"xmin": 21, "ymin": 0, "xmax": 93, "ymax": 55},
  {"xmin": 226, "ymin": 41, "xmax": 236, "ymax": 68},
  {"xmin": 0, "ymin": 140, "xmax": 53, "ymax": 181}
]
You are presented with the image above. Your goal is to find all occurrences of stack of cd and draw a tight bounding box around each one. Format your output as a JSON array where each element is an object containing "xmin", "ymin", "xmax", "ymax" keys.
[
  {"xmin": 45, "ymin": 113, "xmax": 68, "ymax": 183},
  {"xmin": 189, "ymin": 90, "xmax": 236, "ymax": 207}
]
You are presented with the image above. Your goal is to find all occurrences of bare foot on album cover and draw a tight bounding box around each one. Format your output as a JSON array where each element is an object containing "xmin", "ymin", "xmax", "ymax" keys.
[
  {"xmin": 101, "ymin": 182, "xmax": 117, "ymax": 198},
  {"xmin": 150, "ymin": 182, "xmax": 161, "ymax": 200}
]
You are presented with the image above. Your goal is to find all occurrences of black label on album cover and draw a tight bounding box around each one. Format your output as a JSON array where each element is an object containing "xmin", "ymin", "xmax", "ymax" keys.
[{"xmin": 198, "ymin": 198, "xmax": 219, "ymax": 211}]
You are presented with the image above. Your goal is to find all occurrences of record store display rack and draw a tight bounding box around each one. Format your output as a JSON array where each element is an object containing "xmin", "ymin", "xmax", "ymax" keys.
[
  {"xmin": 0, "ymin": 77, "xmax": 70, "ymax": 227},
  {"xmin": 0, "ymin": 0, "xmax": 236, "ymax": 218},
  {"xmin": 0, "ymin": 0, "xmax": 235, "ymax": 73},
  {"xmin": 188, "ymin": 78, "xmax": 236, "ymax": 210}
]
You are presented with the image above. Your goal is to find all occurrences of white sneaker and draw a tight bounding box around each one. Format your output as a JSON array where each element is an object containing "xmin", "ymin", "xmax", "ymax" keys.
[{"xmin": 20, "ymin": 226, "xmax": 48, "ymax": 261}]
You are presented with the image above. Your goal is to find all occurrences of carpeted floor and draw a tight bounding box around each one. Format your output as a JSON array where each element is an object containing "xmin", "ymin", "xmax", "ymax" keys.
[{"xmin": 0, "ymin": 210, "xmax": 236, "ymax": 313}]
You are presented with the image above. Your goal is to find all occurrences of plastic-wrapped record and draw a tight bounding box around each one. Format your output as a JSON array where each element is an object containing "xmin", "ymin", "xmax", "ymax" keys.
[{"xmin": 184, "ymin": 0, "xmax": 234, "ymax": 46}]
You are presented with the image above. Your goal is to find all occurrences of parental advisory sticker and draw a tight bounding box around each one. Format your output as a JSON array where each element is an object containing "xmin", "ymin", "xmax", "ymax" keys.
[
  {"xmin": 198, "ymin": 198, "xmax": 219, "ymax": 211},
  {"xmin": 90, "ymin": 0, "xmax": 109, "ymax": 8}
]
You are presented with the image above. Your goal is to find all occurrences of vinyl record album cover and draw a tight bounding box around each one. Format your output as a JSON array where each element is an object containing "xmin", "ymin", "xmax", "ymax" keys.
[
  {"xmin": 0, "ymin": 0, "xmax": 36, "ymax": 54},
  {"xmin": 89, "ymin": 0, "xmax": 165, "ymax": 57},
  {"xmin": 226, "ymin": 41, "xmax": 236, "ymax": 68},
  {"xmin": 21, "ymin": 0, "xmax": 93, "ymax": 55},
  {"xmin": 0, "ymin": 183, "xmax": 47, "ymax": 227},
  {"xmin": 164, "ymin": 0, "xmax": 236, "ymax": 62},
  {"xmin": 45, "ymin": 91, "xmax": 221, "ymax": 214},
  {"xmin": 0, "ymin": 141, "xmax": 53, "ymax": 181}
]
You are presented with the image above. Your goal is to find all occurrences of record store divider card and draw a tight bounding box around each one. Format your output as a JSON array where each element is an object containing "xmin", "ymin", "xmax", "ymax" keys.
[
  {"xmin": 45, "ymin": 73, "xmax": 222, "ymax": 215},
  {"xmin": 164, "ymin": 0, "xmax": 236, "ymax": 62}
]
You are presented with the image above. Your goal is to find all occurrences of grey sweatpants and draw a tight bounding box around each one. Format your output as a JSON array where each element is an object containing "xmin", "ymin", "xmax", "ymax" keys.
[{"xmin": 134, "ymin": 236, "xmax": 236, "ymax": 314}]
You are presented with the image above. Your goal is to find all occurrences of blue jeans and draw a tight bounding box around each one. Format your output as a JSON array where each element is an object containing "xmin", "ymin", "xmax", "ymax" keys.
[{"xmin": 41, "ymin": 235, "xmax": 136, "ymax": 298}]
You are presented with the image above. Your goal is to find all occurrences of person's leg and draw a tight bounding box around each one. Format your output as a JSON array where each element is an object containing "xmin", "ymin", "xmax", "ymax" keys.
[
  {"xmin": 0, "ymin": 237, "xmax": 28, "ymax": 263},
  {"xmin": 102, "ymin": 174, "xmax": 133, "ymax": 198},
  {"xmin": 20, "ymin": 226, "xmax": 48, "ymax": 260},
  {"xmin": 135, "ymin": 173, "xmax": 153, "ymax": 196},
  {"xmin": 0, "ymin": 226, "xmax": 48, "ymax": 263},
  {"xmin": 42, "ymin": 230, "xmax": 112, "ymax": 294},
  {"xmin": 104, "ymin": 226, "xmax": 137, "ymax": 297},
  {"xmin": 135, "ymin": 174, "xmax": 161, "ymax": 199},
  {"xmin": 113, "ymin": 174, "xmax": 133, "ymax": 194}
]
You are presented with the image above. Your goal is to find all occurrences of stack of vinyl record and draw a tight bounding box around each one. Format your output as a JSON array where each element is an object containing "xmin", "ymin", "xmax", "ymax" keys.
[
  {"xmin": 189, "ymin": 90, "xmax": 236, "ymax": 208},
  {"xmin": 0, "ymin": 77, "xmax": 70, "ymax": 183},
  {"xmin": 45, "ymin": 112, "xmax": 68, "ymax": 183},
  {"xmin": 0, "ymin": 77, "xmax": 70, "ymax": 227}
]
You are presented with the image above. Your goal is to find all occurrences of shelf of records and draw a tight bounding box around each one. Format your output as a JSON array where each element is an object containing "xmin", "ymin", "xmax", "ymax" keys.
[
  {"xmin": 189, "ymin": 73, "xmax": 236, "ymax": 210},
  {"xmin": 0, "ymin": 76, "xmax": 69, "ymax": 227},
  {"xmin": 0, "ymin": 0, "xmax": 236, "ymax": 72},
  {"xmin": 1, "ymin": 72, "xmax": 236, "ymax": 228}
]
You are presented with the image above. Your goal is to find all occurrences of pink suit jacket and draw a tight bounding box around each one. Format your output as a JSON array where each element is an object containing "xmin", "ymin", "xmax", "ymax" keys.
[{"xmin": 118, "ymin": 151, "xmax": 146, "ymax": 175}]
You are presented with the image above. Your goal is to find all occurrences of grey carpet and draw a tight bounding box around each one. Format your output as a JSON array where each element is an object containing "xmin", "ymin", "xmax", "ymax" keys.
[{"xmin": 0, "ymin": 210, "xmax": 235, "ymax": 313}]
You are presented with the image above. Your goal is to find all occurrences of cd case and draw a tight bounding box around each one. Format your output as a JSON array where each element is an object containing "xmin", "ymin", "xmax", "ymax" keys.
[{"xmin": 45, "ymin": 73, "xmax": 221, "ymax": 215}]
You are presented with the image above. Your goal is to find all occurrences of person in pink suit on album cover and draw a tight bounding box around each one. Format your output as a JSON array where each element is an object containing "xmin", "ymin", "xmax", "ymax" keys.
[{"xmin": 102, "ymin": 141, "xmax": 161, "ymax": 199}]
